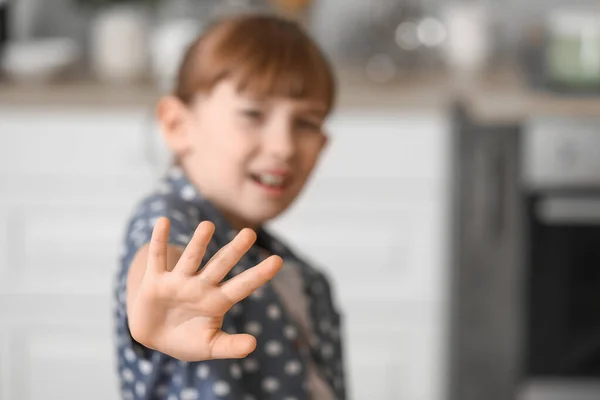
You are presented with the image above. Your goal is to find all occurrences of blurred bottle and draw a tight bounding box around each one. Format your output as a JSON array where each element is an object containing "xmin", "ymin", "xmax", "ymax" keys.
[
  {"xmin": 441, "ymin": 1, "xmax": 491, "ymax": 80},
  {"xmin": 89, "ymin": 4, "xmax": 150, "ymax": 84}
]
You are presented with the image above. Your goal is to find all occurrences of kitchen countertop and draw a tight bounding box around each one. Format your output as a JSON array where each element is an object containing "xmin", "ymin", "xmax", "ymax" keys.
[{"xmin": 2, "ymin": 66, "xmax": 600, "ymax": 124}]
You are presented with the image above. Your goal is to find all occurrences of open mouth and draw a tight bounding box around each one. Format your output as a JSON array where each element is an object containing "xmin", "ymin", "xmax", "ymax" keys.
[{"xmin": 249, "ymin": 173, "xmax": 290, "ymax": 192}]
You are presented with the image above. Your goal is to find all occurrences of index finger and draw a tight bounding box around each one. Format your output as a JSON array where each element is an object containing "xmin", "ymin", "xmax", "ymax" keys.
[{"xmin": 147, "ymin": 217, "xmax": 170, "ymax": 275}]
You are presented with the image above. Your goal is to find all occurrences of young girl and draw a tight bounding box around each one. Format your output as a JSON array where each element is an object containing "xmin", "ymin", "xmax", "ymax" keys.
[{"xmin": 114, "ymin": 13, "xmax": 346, "ymax": 400}]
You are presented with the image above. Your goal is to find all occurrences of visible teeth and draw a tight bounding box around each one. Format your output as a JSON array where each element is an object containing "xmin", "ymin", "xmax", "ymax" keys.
[{"xmin": 257, "ymin": 174, "xmax": 284, "ymax": 186}]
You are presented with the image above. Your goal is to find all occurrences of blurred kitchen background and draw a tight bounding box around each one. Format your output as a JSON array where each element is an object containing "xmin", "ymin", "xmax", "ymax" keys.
[{"xmin": 2, "ymin": 0, "xmax": 600, "ymax": 399}]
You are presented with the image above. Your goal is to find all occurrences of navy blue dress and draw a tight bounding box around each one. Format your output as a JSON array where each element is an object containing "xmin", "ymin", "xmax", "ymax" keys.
[{"xmin": 113, "ymin": 165, "xmax": 347, "ymax": 400}]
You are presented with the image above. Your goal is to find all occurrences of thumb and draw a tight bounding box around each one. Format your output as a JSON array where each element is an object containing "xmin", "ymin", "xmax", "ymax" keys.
[{"xmin": 210, "ymin": 332, "xmax": 257, "ymax": 359}]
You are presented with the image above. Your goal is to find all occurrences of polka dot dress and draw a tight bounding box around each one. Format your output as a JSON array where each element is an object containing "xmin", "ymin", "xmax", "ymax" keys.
[{"xmin": 113, "ymin": 165, "xmax": 347, "ymax": 399}]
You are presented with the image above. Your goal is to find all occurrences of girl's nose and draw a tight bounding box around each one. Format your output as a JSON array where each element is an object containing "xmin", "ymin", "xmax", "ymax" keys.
[{"xmin": 263, "ymin": 123, "xmax": 296, "ymax": 161}]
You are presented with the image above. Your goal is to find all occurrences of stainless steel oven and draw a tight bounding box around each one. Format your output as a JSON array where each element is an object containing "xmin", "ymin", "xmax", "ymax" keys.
[
  {"xmin": 519, "ymin": 117, "xmax": 600, "ymax": 400},
  {"xmin": 449, "ymin": 109, "xmax": 600, "ymax": 400}
]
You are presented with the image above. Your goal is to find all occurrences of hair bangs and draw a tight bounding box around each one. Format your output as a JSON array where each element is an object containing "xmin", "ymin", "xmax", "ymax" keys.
[{"xmin": 175, "ymin": 14, "xmax": 335, "ymax": 112}]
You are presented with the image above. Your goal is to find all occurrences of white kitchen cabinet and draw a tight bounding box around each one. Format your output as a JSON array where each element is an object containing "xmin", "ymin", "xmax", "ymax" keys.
[
  {"xmin": 0, "ymin": 107, "xmax": 155, "ymax": 400},
  {"xmin": 0, "ymin": 106, "xmax": 451, "ymax": 400}
]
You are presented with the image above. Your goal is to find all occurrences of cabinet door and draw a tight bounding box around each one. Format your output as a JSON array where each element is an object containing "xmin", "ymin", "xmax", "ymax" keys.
[{"xmin": 0, "ymin": 107, "xmax": 156, "ymax": 400}]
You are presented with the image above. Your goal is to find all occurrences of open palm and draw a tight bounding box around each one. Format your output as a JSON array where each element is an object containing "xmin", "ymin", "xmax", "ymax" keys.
[{"xmin": 128, "ymin": 217, "xmax": 282, "ymax": 362}]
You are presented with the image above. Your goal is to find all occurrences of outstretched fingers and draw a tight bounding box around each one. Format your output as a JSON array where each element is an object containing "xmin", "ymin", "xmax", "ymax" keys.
[
  {"xmin": 220, "ymin": 255, "xmax": 283, "ymax": 304},
  {"xmin": 173, "ymin": 221, "xmax": 215, "ymax": 276},
  {"xmin": 198, "ymin": 228, "xmax": 257, "ymax": 284},
  {"xmin": 148, "ymin": 217, "xmax": 170, "ymax": 275}
]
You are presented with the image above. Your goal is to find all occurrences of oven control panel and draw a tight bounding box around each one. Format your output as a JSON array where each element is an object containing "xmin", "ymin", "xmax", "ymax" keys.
[{"xmin": 523, "ymin": 116, "xmax": 600, "ymax": 189}]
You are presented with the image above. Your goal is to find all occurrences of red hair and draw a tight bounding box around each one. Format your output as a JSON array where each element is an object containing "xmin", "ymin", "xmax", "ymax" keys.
[{"xmin": 174, "ymin": 13, "xmax": 336, "ymax": 113}]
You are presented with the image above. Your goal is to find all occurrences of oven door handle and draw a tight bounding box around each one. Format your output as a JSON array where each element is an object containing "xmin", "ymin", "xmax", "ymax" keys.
[{"xmin": 537, "ymin": 196, "xmax": 600, "ymax": 224}]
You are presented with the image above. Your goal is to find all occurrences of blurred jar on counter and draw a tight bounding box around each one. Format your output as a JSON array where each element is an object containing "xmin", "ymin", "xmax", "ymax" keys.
[
  {"xmin": 89, "ymin": 3, "xmax": 150, "ymax": 83},
  {"xmin": 71, "ymin": 0, "xmax": 161, "ymax": 83},
  {"xmin": 440, "ymin": 1, "xmax": 491, "ymax": 77}
]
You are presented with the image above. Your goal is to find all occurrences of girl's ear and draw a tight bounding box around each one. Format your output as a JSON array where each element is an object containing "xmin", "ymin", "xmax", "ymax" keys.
[{"xmin": 156, "ymin": 96, "xmax": 194, "ymax": 157}]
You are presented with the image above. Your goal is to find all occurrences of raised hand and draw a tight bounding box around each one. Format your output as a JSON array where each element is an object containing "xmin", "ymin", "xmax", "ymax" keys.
[{"xmin": 127, "ymin": 217, "xmax": 282, "ymax": 362}]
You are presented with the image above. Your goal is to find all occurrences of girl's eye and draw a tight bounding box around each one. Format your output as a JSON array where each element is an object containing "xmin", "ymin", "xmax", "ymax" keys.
[
  {"xmin": 242, "ymin": 109, "xmax": 264, "ymax": 121},
  {"xmin": 295, "ymin": 119, "xmax": 320, "ymax": 132}
]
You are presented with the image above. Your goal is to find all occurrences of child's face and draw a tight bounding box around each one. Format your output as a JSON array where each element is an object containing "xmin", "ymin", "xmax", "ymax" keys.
[{"xmin": 162, "ymin": 79, "xmax": 329, "ymax": 229}]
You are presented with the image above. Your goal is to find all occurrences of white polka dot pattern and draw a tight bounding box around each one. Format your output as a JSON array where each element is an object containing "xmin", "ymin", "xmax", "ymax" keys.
[
  {"xmin": 181, "ymin": 185, "xmax": 196, "ymax": 201},
  {"xmin": 284, "ymin": 360, "xmax": 303, "ymax": 376},
  {"xmin": 213, "ymin": 380, "xmax": 231, "ymax": 396},
  {"xmin": 173, "ymin": 374, "xmax": 182, "ymax": 386},
  {"xmin": 113, "ymin": 165, "xmax": 347, "ymax": 399},
  {"xmin": 124, "ymin": 348, "xmax": 135, "ymax": 362},
  {"xmin": 171, "ymin": 210, "xmax": 186, "ymax": 224},
  {"xmin": 230, "ymin": 363, "xmax": 242, "ymax": 379},
  {"xmin": 242, "ymin": 358, "xmax": 259, "ymax": 373},
  {"xmin": 321, "ymin": 342, "xmax": 335, "ymax": 359},
  {"xmin": 138, "ymin": 359, "xmax": 153, "ymax": 375},
  {"xmin": 250, "ymin": 287, "xmax": 264, "ymax": 300},
  {"xmin": 196, "ymin": 364, "xmax": 210, "ymax": 379},
  {"xmin": 122, "ymin": 368, "xmax": 134, "ymax": 383},
  {"xmin": 181, "ymin": 387, "xmax": 199, "ymax": 400},
  {"xmin": 150, "ymin": 200, "xmax": 165, "ymax": 211},
  {"xmin": 149, "ymin": 216, "xmax": 160, "ymax": 228},
  {"xmin": 245, "ymin": 321, "xmax": 262, "ymax": 336},
  {"xmin": 176, "ymin": 233, "xmax": 191, "ymax": 244},
  {"xmin": 230, "ymin": 303, "xmax": 243, "ymax": 316},
  {"xmin": 225, "ymin": 325, "xmax": 237, "ymax": 334},
  {"xmin": 262, "ymin": 376, "xmax": 280, "ymax": 393},
  {"xmin": 283, "ymin": 325, "xmax": 298, "ymax": 340},
  {"xmin": 265, "ymin": 340, "xmax": 284, "ymax": 357},
  {"xmin": 135, "ymin": 381, "xmax": 146, "ymax": 397},
  {"xmin": 267, "ymin": 304, "xmax": 281, "ymax": 319}
]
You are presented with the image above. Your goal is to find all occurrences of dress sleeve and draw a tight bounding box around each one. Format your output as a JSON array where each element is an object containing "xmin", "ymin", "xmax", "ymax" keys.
[{"xmin": 123, "ymin": 197, "xmax": 197, "ymax": 267}]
